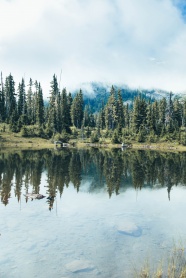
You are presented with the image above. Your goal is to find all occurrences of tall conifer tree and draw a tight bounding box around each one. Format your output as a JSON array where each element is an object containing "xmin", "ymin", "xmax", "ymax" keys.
[{"xmin": 4, "ymin": 74, "xmax": 16, "ymax": 123}]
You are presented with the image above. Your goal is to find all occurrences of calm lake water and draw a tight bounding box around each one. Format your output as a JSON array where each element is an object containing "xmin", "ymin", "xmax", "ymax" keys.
[{"xmin": 0, "ymin": 148, "xmax": 186, "ymax": 278}]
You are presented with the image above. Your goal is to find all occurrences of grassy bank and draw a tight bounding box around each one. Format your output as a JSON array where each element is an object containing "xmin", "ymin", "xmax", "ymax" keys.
[
  {"xmin": 0, "ymin": 124, "xmax": 186, "ymax": 151},
  {"xmin": 131, "ymin": 142, "xmax": 186, "ymax": 152},
  {"xmin": 1, "ymin": 133, "xmax": 186, "ymax": 152},
  {"xmin": 75, "ymin": 140, "xmax": 186, "ymax": 152},
  {"xmin": 0, "ymin": 129, "xmax": 53, "ymax": 150}
]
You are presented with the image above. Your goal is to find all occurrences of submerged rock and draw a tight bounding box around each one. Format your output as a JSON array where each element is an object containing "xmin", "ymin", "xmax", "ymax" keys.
[
  {"xmin": 116, "ymin": 222, "xmax": 142, "ymax": 237},
  {"xmin": 65, "ymin": 260, "xmax": 95, "ymax": 273},
  {"xmin": 24, "ymin": 193, "xmax": 45, "ymax": 200}
]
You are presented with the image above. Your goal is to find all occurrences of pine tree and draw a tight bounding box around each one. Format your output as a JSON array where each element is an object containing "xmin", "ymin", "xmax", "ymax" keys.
[
  {"xmin": 104, "ymin": 86, "xmax": 117, "ymax": 130},
  {"xmin": 165, "ymin": 92, "xmax": 173, "ymax": 126},
  {"xmin": 124, "ymin": 103, "xmax": 130, "ymax": 130},
  {"xmin": 32, "ymin": 81, "xmax": 39, "ymax": 125},
  {"xmin": 159, "ymin": 98, "xmax": 167, "ymax": 125},
  {"xmin": 83, "ymin": 105, "xmax": 91, "ymax": 127},
  {"xmin": 132, "ymin": 95, "xmax": 147, "ymax": 133},
  {"xmin": 116, "ymin": 90, "xmax": 125, "ymax": 130},
  {"xmin": 67, "ymin": 92, "xmax": 73, "ymax": 128},
  {"xmin": 183, "ymin": 100, "xmax": 186, "ymax": 127},
  {"xmin": 4, "ymin": 74, "xmax": 17, "ymax": 123},
  {"xmin": 71, "ymin": 89, "xmax": 84, "ymax": 128},
  {"xmin": 100, "ymin": 100, "xmax": 105, "ymax": 130},
  {"xmin": 36, "ymin": 83, "xmax": 44, "ymax": 125},
  {"xmin": 17, "ymin": 78, "xmax": 26, "ymax": 118},
  {"xmin": 61, "ymin": 88, "xmax": 71, "ymax": 132},
  {"xmin": 164, "ymin": 92, "xmax": 175, "ymax": 134},
  {"xmin": 146, "ymin": 103, "xmax": 153, "ymax": 133},
  {"xmin": 47, "ymin": 74, "xmax": 59, "ymax": 133},
  {"xmin": 26, "ymin": 78, "xmax": 33, "ymax": 124},
  {"xmin": 173, "ymin": 98, "xmax": 182, "ymax": 129},
  {"xmin": 9, "ymin": 109, "xmax": 19, "ymax": 132},
  {"xmin": 56, "ymin": 89, "xmax": 62, "ymax": 133},
  {"xmin": 0, "ymin": 72, "xmax": 5, "ymax": 122}
]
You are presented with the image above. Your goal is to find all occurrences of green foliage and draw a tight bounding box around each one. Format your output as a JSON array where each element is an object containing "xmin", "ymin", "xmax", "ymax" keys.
[
  {"xmin": 53, "ymin": 130, "xmax": 70, "ymax": 143},
  {"xmin": 137, "ymin": 125, "xmax": 146, "ymax": 143},
  {"xmin": 60, "ymin": 130, "xmax": 70, "ymax": 143},
  {"xmin": 180, "ymin": 131, "xmax": 186, "ymax": 146},
  {"xmin": 90, "ymin": 131, "xmax": 99, "ymax": 143},
  {"xmin": 1, "ymin": 71, "xmax": 186, "ymax": 145},
  {"xmin": 20, "ymin": 126, "xmax": 29, "ymax": 137},
  {"xmin": 44, "ymin": 126, "xmax": 53, "ymax": 138},
  {"xmin": 147, "ymin": 131, "xmax": 157, "ymax": 143},
  {"xmin": 53, "ymin": 132, "xmax": 61, "ymax": 141},
  {"xmin": 132, "ymin": 95, "xmax": 147, "ymax": 133},
  {"xmin": 111, "ymin": 129, "xmax": 120, "ymax": 144},
  {"xmin": 37, "ymin": 126, "xmax": 46, "ymax": 138},
  {"xmin": 4, "ymin": 74, "xmax": 16, "ymax": 123},
  {"xmin": 71, "ymin": 127, "xmax": 78, "ymax": 139},
  {"xmin": 85, "ymin": 126, "xmax": 91, "ymax": 138},
  {"xmin": 71, "ymin": 89, "xmax": 84, "ymax": 129},
  {"xmin": 36, "ymin": 83, "xmax": 44, "ymax": 125}
]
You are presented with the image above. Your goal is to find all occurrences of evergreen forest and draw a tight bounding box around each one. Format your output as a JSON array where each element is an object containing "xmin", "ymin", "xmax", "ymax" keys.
[{"xmin": 0, "ymin": 73, "xmax": 186, "ymax": 145}]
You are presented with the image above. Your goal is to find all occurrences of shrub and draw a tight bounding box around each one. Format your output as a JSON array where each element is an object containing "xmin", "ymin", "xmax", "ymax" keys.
[
  {"xmin": 20, "ymin": 126, "xmax": 29, "ymax": 137},
  {"xmin": 90, "ymin": 131, "xmax": 99, "ymax": 143},
  {"xmin": 111, "ymin": 130, "xmax": 120, "ymax": 144},
  {"xmin": 60, "ymin": 130, "xmax": 70, "ymax": 143}
]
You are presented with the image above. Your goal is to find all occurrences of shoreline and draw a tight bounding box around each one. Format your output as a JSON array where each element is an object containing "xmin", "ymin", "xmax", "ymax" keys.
[
  {"xmin": 77, "ymin": 142, "xmax": 186, "ymax": 152},
  {"xmin": 0, "ymin": 132, "xmax": 186, "ymax": 152}
]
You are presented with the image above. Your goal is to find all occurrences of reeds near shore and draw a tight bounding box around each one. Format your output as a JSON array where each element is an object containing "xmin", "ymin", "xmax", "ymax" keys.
[{"xmin": 134, "ymin": 245, "xmax": 186, "ymax": 278}]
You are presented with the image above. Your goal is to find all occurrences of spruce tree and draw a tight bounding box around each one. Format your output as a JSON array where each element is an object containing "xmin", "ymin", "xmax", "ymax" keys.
[
  {"xmin": 0, "ymin": 72, "xmax": 5, "ymax": 122},
  {"xmin": 67, "ymin": 92, "xmax": 73, "ymax": 128},
  {"xmin": 124, "ymin": 103, "xmax": 130, "ymax": 130},
  {"xmin": 173, "ymin": 98, "xmax": 182, "ymax": 128},
  {"xmin": 4, "ymin": 74, "xmax": 17, "ymax": 123},
  {"xmin": 183, "ymin": 100, "xmax": 186, "ymax": 127},
  {"xmin": 26, "ymin": 78, "xmax": 34, "ymax": 124},
  {"xmin": 159, "ymin": 98, "xmax": 167, "ymax": 125},
  {"xmin": 61, "ymin": 88, "xmax": 71, "ymax": 133},
  {"xmin": 132, "ymin": 95, "xmax": 147, "ymax": 133},
  {"xmin": 104, "ymin": 86, "xmax": 117, "ymax": 130},
  {"xmin": 36, "ymin": 83, "xmax": 44, "ymax": 126},
  {"xmin": 152, "ymin": 101, "xmax": 159, "ymax": 134},
  {"xmin": 146, "ymin": 103, "xmax": 153, "ymax": 133},
  {"xmin": 71, "ymin": 89, "xmax": 84, "ymax": 128},
  {"xmin": 83, "ymin": 105, "xmax": 91, "ymax": 127},
  {"xmin": 116, "ymin": 90, "xmax": 125, "ymax": 130},
  {"xmin": 17, "ymin": 78, "xmax": 26, "ymax": 118},
  {"xmin": 47, "ymin": 74, "xmax": 59, "ymax": 133}
]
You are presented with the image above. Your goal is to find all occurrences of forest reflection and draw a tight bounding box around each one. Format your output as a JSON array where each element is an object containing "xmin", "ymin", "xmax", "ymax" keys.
[{"xmin": 0, "ymin": 148, "xmax": 186, "ymax": 208}]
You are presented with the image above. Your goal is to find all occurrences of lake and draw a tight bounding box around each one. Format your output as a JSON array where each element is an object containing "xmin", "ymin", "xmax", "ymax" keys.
[{"xmin": 0, "ymin": 148, "xmax": 186, "ymax": 278}]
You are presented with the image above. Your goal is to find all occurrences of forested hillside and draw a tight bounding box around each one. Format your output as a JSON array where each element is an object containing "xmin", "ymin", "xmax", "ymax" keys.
[
  {"xmin": 0, "ymin": 73, "xmax": 186, "ymax": 145},
  {"xmin": 72, "ymin": 82, "xmax": 169, "ymax": 112}
]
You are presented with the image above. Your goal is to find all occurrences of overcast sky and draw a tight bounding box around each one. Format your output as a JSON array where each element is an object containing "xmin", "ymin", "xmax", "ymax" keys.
[{"xmin": 1, "ymin": 0, "xmax": 186, "ymax": 96}]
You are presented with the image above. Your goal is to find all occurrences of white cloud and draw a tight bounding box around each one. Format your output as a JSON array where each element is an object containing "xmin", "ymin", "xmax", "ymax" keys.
[{"xmin": 0, "ymin": 0, "xmax": 186, "ymax": 96}]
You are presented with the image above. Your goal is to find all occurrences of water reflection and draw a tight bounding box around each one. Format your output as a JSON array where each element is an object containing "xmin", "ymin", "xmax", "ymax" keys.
[{"xmin": 0, "ymin": 149, "xmax": 186, "ymax": 208}]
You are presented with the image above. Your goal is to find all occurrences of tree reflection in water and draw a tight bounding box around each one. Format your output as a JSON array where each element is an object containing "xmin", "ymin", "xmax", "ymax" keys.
[{"xmin": 0, "ymin": 149, "xmax": 186, "ymax": 208}]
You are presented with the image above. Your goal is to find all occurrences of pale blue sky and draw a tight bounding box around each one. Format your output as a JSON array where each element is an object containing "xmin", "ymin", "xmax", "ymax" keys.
[{"xmin": 0, "ymin": 0, "xmax": 186, "ymax": 96}]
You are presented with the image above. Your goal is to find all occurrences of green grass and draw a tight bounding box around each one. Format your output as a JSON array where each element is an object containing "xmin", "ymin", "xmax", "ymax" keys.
[{"xmin": 0, "ymin": 124, "xmax": 53, "ymax": 150}]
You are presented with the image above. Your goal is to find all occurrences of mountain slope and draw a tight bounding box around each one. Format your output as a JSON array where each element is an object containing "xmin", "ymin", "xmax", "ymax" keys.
[{"xmin": 72, "ymin": 82, "xmax": 171, "ymax": 112}]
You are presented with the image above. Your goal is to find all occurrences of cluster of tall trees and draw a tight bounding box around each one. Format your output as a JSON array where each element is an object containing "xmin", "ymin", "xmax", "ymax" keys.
[
  {"xmin": 0, "ymin": 72, "xmax": 186, "ymax": 144},
  {"xmin": 0, "ymin": 73, "xmax": 45, "ymax": 131},
  {"xmin": 89, "ymin": 86, "xmax": 186, "ymax": 144},
  {"xmin": 0, "ymin": 73, "xmax": 84, "ymax": 136}
]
